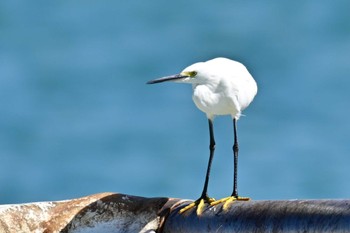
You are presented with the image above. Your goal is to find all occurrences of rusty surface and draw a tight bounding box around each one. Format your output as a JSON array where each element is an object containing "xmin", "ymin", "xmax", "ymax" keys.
[{"xmin": 0, "ymin": 193, "xmax": 175, "ymax": 233}]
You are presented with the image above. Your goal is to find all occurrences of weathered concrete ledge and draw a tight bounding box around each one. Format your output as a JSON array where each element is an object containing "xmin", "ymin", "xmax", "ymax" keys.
[{"xmin": 0, "ymin": 193, "xmax": 349, "ymax": 232}]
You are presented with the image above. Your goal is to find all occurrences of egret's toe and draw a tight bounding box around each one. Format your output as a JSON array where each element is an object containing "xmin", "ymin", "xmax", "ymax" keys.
[
  {"xmin": 211, "ymin": 196, "xmax": 250, "ymax": 211},
  {"xmin": 179, "ymin": 196, "xmax": 216, "ymax": 215}
]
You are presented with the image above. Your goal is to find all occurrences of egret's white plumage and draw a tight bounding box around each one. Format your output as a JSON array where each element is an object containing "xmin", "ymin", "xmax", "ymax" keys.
[
  {"xmin": 147, "ymin": 57, "xmax": 257, "ymax": 215},
  {"xmin": 178, "ymin": 58, "xmax": 257, "ymax": 120}
]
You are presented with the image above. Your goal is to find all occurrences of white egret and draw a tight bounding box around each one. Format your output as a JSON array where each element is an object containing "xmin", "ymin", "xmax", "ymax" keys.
[{"xmin": 147, "ymin": 57, "xmax": 257, "ymax": 215}]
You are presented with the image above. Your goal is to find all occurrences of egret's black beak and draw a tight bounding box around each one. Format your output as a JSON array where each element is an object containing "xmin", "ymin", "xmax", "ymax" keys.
[{"xmin": 146, "ymin": 74, "xmax": 189, "ymax": 84}]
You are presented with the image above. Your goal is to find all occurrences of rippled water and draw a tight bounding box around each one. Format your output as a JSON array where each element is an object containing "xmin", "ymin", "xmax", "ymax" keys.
[{"xmin": 1, "ymin": 1, "xmax": 349, "ymax": 204}]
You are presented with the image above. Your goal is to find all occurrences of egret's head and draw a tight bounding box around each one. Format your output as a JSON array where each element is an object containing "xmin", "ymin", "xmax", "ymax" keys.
[{"xmin": 146, "ymin": 62, "xmax": 205, "ymax": 85}]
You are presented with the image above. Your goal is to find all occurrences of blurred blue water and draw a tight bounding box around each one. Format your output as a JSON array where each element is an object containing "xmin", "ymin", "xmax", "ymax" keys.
[{"xmin": 0, "ymin": 1, "xmax": 349, "ymax": 204}]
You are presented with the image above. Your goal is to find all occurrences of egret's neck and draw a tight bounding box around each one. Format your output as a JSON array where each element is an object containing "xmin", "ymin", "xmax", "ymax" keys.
[{"xmin": 191, "ymin": 76, "xmax": 220, "ymax": 92}]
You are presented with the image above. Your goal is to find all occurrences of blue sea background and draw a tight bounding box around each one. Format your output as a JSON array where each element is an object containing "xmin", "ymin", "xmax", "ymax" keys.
[{"xmin": 1, "ymin": 1, "xmax": 349, "ymax": 204}]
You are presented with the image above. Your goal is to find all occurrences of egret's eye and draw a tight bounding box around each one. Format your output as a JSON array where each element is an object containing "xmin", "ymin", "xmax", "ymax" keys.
[
  {"xmin": 189, "ymin": 71, "xmax": 197, "ymax": 77},
  {"xmin": 182, "ymin": 71, "xmax": 197, "ymax": 78}
]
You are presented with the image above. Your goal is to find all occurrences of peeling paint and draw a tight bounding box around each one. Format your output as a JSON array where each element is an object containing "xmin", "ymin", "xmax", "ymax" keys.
[{"xmin": 0, "ymin": 193, "xmax": 173, "ymax": 233}]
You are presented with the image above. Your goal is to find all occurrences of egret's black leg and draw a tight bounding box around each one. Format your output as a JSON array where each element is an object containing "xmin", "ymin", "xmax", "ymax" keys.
[
  {"xmin": 232, "ymin": 118, "xmax": 239, "ymax": 197},
  {"xmin": 201, "ymin": 119, "xmax": 216, "ymax": 199},
  {"xmin": 210, "ymin": 118, "xmax": 249, "ymax": 210},
  {"xmin": 179, "ymin": 119, "xmax": 216, "ymax": 214}
]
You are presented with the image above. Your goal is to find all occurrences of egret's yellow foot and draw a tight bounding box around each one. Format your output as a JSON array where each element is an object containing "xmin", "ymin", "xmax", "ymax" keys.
[
  {"xmin": 212, "ymin": 196, "xmax": 250, "ymax": 211},
  {"xmin": 179, "ymin": 196, "xmax": 216, "ymax": 215}
]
